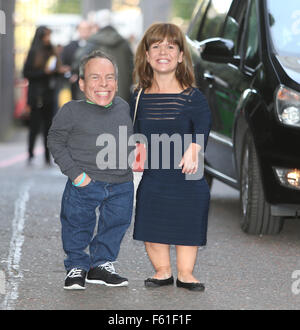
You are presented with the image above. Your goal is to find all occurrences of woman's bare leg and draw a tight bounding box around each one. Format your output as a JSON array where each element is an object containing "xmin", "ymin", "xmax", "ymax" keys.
[
  {"xmin": 144, "ymin": 242, "xmax": 172, "ymax": 279},
  {"xmin": 176, "ymin": 245, "xmax": 199, "ymax": 283}
]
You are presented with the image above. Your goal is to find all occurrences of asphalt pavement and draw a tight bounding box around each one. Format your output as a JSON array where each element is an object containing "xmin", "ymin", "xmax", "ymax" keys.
[{"xmin": 1, "ymin": 127, "xmax": 300, "ymax": 311}]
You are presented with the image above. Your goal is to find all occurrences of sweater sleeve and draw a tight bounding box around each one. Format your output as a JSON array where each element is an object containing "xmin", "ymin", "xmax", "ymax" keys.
[
  {"xmin": 190, "ymin": 89, "xmax": 212, "ymax": 151},
  {"xmin": 47, "ymin": 103, "xmax": 83, "ymax": 181}
]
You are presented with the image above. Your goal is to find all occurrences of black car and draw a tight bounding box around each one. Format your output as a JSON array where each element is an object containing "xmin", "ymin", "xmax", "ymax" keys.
[{"xmin": 186, "ymin": 0, "xmax": 300, "ymax": 235}]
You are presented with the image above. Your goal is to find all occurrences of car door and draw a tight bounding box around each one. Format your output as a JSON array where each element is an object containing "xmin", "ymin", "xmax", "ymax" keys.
[
  {"xmin": 188, "ymin": 0, "xmax": 233, "ymax": 124},
  {"xmin": 187, "ymin": 0, "xmax": 237, "ymax": 181},
  {"xmin": 204, "ymin": 0, "xmax": 250, "ymax": 181},
  {"xmin": 186, "ymin": 0, "xmax": 211, "ymax": 91}
]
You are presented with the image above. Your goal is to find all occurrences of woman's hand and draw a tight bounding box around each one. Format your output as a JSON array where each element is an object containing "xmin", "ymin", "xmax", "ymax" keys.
[
  {"xmin": 73, "ymin": 172, "xmax": 91, "ymax": 187},
  {"xmin": 44, "ymin": 67, "xmax": 53, "ymax": 75},
  {"xmin": 69, "ymin": 74, "xmax": 78, "ymax": 84},
  {"xmin": 58, "ymin": 65, "xmax": 71, "ymax": 74},
  {"xmin": 179, "ymin": 143, "xmax": 201, "ymax": 174}
]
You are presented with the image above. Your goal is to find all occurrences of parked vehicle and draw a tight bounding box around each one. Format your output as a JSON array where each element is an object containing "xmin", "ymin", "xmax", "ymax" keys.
[{"xmin": 186, "ymin": 0, "xmax": 300, "ymax": 234}]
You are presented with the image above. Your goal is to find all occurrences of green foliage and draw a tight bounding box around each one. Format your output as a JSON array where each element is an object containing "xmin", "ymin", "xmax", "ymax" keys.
[
  {"xmin": 172, "ymin": 0, "xmax": 198, "ymax": 20},
  {"xmin": 50, "ymin": 0, "xmax": 82, "ymax": 14}
]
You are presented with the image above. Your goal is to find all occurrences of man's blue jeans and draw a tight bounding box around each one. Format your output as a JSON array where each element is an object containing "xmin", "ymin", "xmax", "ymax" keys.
[{"xmin": 60, "ymin": 179, "xmax": 134, "ymax": 272}]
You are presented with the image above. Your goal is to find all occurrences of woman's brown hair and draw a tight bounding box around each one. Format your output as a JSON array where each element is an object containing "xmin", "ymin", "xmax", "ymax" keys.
[{"xmin": 133, "ymin": 23, "xmax": 195, "ymax": 90}]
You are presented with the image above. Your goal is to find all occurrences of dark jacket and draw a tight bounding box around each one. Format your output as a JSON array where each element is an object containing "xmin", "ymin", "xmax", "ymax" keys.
[
  {"xmin": 61, "ymin": 40, "xmax": 80, "ymax": 67},
  {"xmin": 61, "ymin": 40, "xmax": 81, "ymax": 99},
  {"xmin": 23, "ymin": 35, "xmax": 57, "ymax": 109}
]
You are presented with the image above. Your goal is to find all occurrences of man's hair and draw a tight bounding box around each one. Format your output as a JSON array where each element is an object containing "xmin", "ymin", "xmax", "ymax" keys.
[{"xmin": 79, "ymin": 50, "xmax": 118, "ymax": 80}]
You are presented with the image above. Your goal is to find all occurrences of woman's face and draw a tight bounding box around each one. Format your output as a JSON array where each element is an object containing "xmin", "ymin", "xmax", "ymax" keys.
[
  {"xmin": 42, "ymin": 31, "xmax": 51, "ymax": 45},
  {"xmin": 146, "ymin": 37, "xmax": 183, "ymax": 75}
]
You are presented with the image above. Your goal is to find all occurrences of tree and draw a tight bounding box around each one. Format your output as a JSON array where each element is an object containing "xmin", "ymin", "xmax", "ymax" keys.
[
  {"xmin": 50, "ymin": 0, "xmax": 82, "ymax": 14},
  {"xmin": 172, "ymin": 0, "xmax": 198, "ymax": 20}
]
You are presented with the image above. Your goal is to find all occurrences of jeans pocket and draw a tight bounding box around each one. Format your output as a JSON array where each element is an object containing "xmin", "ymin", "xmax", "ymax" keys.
[
  {"xmin": 118, "ymin": 181, "xmax": 134, "ymax": 193},
  {"xmin": 75, "ymin": 179, "xmax": 96, "ymax": 190}
]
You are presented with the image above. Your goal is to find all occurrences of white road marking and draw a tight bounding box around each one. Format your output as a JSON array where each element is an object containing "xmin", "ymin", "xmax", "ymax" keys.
[
  {"xmin": 1, "ymin": 182, "xmax": 32, "ymax": 310},
  {"xmin": 0, "ymin": 271, "xmax": 5, "ymax": 295}
]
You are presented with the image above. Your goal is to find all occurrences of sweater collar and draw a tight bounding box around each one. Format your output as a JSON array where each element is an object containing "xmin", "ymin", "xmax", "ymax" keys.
[{"xmin": 86, "ymin": 99, "xmax": 113, "ymax": 108}]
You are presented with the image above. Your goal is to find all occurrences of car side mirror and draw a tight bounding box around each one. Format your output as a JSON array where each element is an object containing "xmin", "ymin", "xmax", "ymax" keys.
[{"xmin": 201, "ymin": 37, "xmax": 240, "ymax": 66}]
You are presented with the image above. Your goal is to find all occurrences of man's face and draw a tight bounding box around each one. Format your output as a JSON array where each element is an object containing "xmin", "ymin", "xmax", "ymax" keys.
[
  {"xmin": 79, "ymin": 57, "xmax": 118, "ymax": 107},
  {"xmin": 78, "ymin": 21, "xmax": 91, "ymax": 40}
]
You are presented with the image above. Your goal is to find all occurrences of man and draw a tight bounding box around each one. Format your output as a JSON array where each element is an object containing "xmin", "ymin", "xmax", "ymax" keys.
[
  {"xmin": 61, "ymin": 20, "xmax": 92, "ymax": 100},
  {"xmin": 48, "ymin": 50, "xmax": 134, "ymax": 290},
  {"xmin": 72, "ymin": 9, "xmax": 134, "ymax": 103}
]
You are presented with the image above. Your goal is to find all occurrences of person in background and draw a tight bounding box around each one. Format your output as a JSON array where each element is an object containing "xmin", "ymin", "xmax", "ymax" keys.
[
  {"xmin": 61, "ymin": 20, "xmax": 92, "ymax": 100},
  {"xmin": 23, "ymin": 26, "xmax": 68, "ymax": 165},
  {"xmin": 72, "ymin": 9, "xmax": 133, "ymax": 103},
  {"xmin": 132, "ymin": 23, "xmax": 212, "ymax": 292}
]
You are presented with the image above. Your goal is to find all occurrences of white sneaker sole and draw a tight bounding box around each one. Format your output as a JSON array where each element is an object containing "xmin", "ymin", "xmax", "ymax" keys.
[
  {"xmin": 85, "ymin": 279, "xmax": 128, "ymax": 287},
  {"xmin": 64, "ymin": 284, "xmax": 86, "ymax": 290}
]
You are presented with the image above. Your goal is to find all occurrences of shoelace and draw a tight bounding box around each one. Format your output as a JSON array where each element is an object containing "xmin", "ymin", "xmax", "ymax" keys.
[
  {"xmin": 66, "ymin": 268, "xmax": 83, "ymax": 278},
  {"xmin": 100, "ymin": 261, "xmax": 118, "ymax": 274}
]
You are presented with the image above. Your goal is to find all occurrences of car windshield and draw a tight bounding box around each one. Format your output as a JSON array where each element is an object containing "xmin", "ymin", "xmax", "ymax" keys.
[{"xmin": 267, "ymin": 0, "xmax": 300, "ymax": 56}]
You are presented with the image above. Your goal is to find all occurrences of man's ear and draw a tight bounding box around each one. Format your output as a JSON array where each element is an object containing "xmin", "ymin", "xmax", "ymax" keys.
[{"xmin": 79, "ymin": 78, "xmax": 85, "ymax": 92}]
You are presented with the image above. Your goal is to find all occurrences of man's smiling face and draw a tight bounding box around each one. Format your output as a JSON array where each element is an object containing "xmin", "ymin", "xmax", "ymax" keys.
[{"xmin": 79, "ymin": 57, "xmax": 118, "ymax": 107}]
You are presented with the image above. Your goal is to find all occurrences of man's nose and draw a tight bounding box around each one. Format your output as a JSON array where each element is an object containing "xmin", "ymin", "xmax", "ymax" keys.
[{"xmin": 99, "ymin": 77, "xmax": 108, "ymax": 86}]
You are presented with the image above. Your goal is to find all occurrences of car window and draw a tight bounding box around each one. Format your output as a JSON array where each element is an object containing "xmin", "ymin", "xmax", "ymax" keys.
[
  {"xmin": 244, "ymin": 0, "xmax": 259, "ymax": 68},
  {"xmin": 199, "ymin": 0, "xmax": 233, "ymax": 41},
  {"xmin": 267, "ymin": 0, "xmax": 300, "ymax": 56},
  {"xmin": 222, "ymin": 0, "xmax": 248, "ymax": 53},
  {"xmin": 187, "ymin": 0, "xmax": 210, "ymax": 41}
]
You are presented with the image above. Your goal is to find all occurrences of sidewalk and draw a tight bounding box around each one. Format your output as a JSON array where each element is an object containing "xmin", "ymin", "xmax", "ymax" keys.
[{"xmin": 0, "ymin": 126, "xmax": 44, "ymax": 168}]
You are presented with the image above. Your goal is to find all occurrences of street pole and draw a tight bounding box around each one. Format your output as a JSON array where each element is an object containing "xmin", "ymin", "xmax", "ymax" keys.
[
  {"xmin": 0, "ymin": 0, "xmax": 15, "ymax": 140},
  {"xmin": 140, "ymin": 0, "xmax": 172, "ymax": 32}
]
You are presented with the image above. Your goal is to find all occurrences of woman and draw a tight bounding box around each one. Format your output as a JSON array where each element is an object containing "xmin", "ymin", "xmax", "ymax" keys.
[
  {"xmin": 132, "ymin": 23, "xmax": 211, "ymax": 291},
  {"xmin": 23, "ymin": 26, "xmax": 66, "ymax": 164}
]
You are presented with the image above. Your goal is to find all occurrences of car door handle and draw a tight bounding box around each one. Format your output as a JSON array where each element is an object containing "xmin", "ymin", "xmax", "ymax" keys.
[
  {"xmin": 203, "ymin": 71, "xmax": 215, "ymax": 81},
  {"xmin": 204, "ymin": 71, "xmax": 229, "ymax": 88}
]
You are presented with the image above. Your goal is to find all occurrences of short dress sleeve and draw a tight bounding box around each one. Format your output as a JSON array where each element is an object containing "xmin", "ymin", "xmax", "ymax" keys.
[{"xmin": 189, "ymin": 88, "xmax": 212, "ymax": 151}]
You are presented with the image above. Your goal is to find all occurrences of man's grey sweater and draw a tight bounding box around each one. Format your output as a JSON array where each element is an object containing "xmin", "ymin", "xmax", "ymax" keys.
[{"xmin": 48, "ymin": 97, "xmax": 133, "ymax": 184}]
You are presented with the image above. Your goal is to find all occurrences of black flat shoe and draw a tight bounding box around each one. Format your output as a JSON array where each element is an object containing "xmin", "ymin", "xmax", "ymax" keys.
[
  {"xmin": 144, "ymin": 276, "xmax": 174, "ymax": 287},
  {"xmin": 176, "ymin": 279, "xmax": 205, "ymax": 292}
]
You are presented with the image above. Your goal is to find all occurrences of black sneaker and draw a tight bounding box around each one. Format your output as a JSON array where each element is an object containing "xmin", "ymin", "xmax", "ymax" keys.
[
  {"xmin": 64, "ymin": 268, "xmax": 87, "ymax": 290},
  {"xmin": 86, "ymin": 262, "xmax": 128, "ymax": 287}
]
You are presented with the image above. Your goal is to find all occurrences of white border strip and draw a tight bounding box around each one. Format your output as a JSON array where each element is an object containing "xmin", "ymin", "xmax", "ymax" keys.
[
  {"xmin": 0, "ymin": 271, "xmax": 5, "ymax": 295},
  {"xmin": 1, "ymin": 182, "xmax": 32, "ymax": 310}
]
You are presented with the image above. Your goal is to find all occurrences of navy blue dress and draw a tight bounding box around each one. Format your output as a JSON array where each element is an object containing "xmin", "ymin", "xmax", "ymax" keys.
[{"xmin": 131, "ymin": 87, "xmax": 211, "ymax": 246}]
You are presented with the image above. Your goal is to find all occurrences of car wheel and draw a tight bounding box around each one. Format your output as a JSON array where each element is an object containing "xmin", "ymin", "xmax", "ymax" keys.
[{"xmin": 240, "ymin": 134, "xmax": 284, "ymax": 235}]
